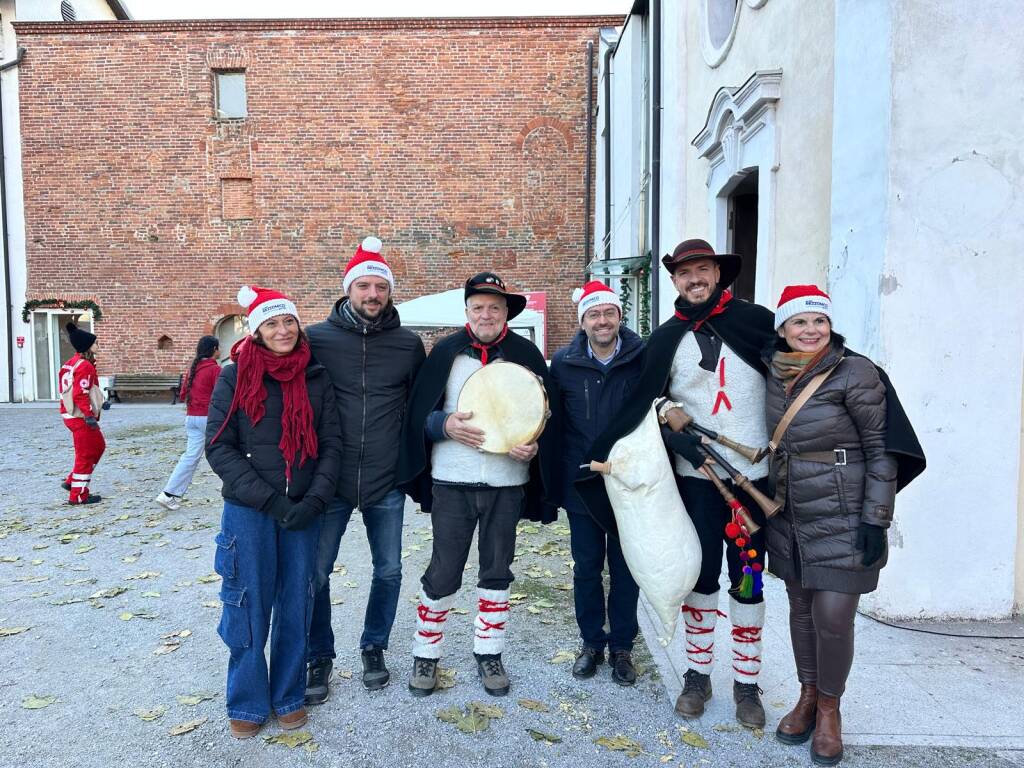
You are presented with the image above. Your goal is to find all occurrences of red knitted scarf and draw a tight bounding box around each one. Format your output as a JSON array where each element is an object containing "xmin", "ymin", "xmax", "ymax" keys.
[{"xmin": 210, "ymin": 335, "xmax": 318, "ymax": 481}]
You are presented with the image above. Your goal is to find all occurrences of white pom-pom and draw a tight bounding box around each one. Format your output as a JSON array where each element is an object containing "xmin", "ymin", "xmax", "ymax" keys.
[
  {"xmin": 571, "ymin": 287, "xmax": 584, "ymax": 304},
  {"xmin": 237, "ymin": 285, "xmax": 258, "ymax": 308},
  {"xmin": 361, "ymin": 236, "xmax": 382, "ymax": 254}
]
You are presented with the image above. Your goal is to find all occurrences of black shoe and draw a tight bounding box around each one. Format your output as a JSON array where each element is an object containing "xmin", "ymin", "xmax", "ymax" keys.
[
  {"xmin": 474, "ymin": 653, "xmax": 510, "ymax": 697},
  {"xmin": 571, "ymin": 647, "xmax": 604, "ymax": 680},
  {"xmin": 304, "ymin": 658, "xmax": 332, "ymax": 706},
  {"xmin": 61, "ymin": 481, "xmax": 72, "ymax": 491},
  {"xmin": 609, "ymin": 650, "xmax": 637, "ymax": 686},
  {"xmin": 674, "ymin": 669, "xmax": 712, "ymax": 718},
  {"xmin": 361, "ymin": 645, "xmax": 391, "ymax": 691},
  {"xmin": 734, "ymin": 681, "xmax": 767, "ymax": 728},
  {"xmin": 67, "ymin": 494, "xmax": 103, "ymax": 506}
]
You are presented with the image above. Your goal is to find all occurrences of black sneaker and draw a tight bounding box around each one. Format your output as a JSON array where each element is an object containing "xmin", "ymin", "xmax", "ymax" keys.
[
  {"xmin": 571, "ymin": 647, "xmax": 604, "ymax": 679},
  {"xmin": 361, "ymin": 645, "xmax": 391, "ymax": 691},
  {"xmin": 734, "ymin": 681, "xmax": 766, "ymax": 728},
  {"xmin": 674, "ymin": 669, "xmax": 712, "ymax": 718},
  {"xmin": 67, "ymin": 494, "xmax": 103, "ymax": 506},
  {"xmin": 609, "ymin": 650, "xmax": 637, "ymax": 686},
  {"xmin": 474, "ymin": 653, "xmax": 510, "ymax": 697},
  {"xmin": 409, "ymin": 656, "xmax": 438, "ymax": 697},
  {"xmin": 304, "ymin": 658, "xmax": 332, "ymax": 706}
]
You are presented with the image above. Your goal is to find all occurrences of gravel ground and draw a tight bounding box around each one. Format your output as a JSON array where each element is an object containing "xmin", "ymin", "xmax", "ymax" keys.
[{"xmin": 2, "ymin": 405, "xmax": 1020, "ymax": 768}]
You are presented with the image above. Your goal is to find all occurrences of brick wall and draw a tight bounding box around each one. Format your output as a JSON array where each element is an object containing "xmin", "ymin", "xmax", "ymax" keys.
[{"xmin": 15, "ymin": 17, "xmax": 618, "ymax": 374}]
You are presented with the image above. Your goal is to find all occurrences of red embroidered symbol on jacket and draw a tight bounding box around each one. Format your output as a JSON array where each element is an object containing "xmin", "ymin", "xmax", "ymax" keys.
[{"xmin": 711, "ymin": 357, "xmax": 732, "ymax": 415}]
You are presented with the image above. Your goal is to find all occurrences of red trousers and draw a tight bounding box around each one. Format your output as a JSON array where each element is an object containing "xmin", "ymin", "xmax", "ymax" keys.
[{"xmin": 64, "ymin": 418, "xmax": 106, "ymax": 502}]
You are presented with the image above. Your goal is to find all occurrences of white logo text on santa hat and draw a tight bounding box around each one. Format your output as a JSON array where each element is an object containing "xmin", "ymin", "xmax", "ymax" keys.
[{"xmin": 343, "ymin": 236, "xmax": 395, "ymax": 294}]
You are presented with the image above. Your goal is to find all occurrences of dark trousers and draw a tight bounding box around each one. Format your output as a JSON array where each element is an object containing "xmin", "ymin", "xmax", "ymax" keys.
[
  {"xmin": 567, "ymin": 508, "xmax": 639, "ymax": 653},
  {"xmin": 420, "ymin": 484, "xmax": 524, "ymax": 600},
  {"xmin": 785, "ymin": 581, "xmax": 860, "ymax": 697},
  {"xmin": 676, "ymin": 474, "xmax": 768, "ymax": 605}
]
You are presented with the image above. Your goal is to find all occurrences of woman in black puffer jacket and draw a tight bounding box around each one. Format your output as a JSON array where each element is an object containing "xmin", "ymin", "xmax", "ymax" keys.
[
  {"xmin": 764, "ymin": 286, "xmax": 898, "ymax": 767},
  {"xmin": 205, "ymin": 285, "xmax": 341, "ymax": 740}
]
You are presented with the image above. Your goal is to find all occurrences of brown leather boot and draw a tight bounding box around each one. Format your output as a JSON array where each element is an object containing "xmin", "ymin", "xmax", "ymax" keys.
[
  {"xmin": 775, "ymin": 683, "xmax": 817, "ymax": 745},
  {"xmin": 811, "ymin": 694, "xmax": 843, "ymax": 765}
]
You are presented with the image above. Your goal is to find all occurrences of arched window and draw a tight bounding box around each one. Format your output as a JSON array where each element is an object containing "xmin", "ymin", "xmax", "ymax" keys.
[
  {"xmin": 214, "ymin": 315, "xmax": 247, "ymax": 363},
  {"xmin": 60, "ymin": 1, "xmax": 77, "ymax": 21},
  {"xmin": 157, "ymin": 335, "xmax": 174, "ymax": 351}
]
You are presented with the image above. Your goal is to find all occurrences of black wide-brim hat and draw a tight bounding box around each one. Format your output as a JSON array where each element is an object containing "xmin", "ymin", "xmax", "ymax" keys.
[
  {"xmin": 464, "ymin": 272, "xmax": 528, "ymax": 320},
  {"xmin": 662, "ymin": 238, "xmax": 742, "ymax": 289},
  {"xmin": 66, "ymin": 322, "xmax": 97, "ymax": 354}
]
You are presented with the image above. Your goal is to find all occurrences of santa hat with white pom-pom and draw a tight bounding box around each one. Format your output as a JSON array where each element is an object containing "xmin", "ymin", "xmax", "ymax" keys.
[
  {"xmin": 343, "ymin": 236, "xmax": 394, "ymax": 294},
  {"xmin": 237, "ymin": 285, "xmax": 300, "ymax": 334},
  {"xmin": 572, "ymin": 280, "xmax": 622, "ymax": 323}
]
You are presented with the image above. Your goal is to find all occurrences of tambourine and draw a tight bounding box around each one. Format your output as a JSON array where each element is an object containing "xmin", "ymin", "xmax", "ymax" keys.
[{"xmin": 456, "ymin": 361, "xmax": 550, "ymax": 454}]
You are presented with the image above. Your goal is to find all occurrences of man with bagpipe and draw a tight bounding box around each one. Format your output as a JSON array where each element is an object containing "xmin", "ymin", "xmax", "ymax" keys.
[{"xmin": 577, "ymin": 239, "xmax": 777, "ymax": 728}]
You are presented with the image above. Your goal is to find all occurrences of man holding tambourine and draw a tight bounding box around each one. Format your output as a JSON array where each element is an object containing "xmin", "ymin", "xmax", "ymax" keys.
[{"xmin": 396, "ymin": 272, "xmax": 560, "ymax": 699}]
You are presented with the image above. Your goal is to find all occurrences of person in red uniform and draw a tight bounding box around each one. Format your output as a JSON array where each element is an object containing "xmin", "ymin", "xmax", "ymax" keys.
[{"xmin": 59, "ymin": 322, "xmax": 106, "ymax": 505}]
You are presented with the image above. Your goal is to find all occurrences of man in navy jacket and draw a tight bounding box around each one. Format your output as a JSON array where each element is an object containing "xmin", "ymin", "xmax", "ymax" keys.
[{"xmin": 549, "ymin": 282, "xmax": 644, "ymax": 685}]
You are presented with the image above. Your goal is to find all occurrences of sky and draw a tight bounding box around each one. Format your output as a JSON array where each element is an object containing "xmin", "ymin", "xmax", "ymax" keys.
[{"xmin": 125, "ymin": 0, "xmax": 627, "ymax": 20}]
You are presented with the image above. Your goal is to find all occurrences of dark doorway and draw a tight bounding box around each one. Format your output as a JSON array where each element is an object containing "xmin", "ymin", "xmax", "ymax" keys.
[{"xmin": 728, "ymin": 170, "xmax": 758, "ymax": 302}]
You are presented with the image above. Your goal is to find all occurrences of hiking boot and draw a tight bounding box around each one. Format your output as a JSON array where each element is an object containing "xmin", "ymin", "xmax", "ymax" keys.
[
  {"xmin": 278, "ymin": 708, "xmax": 307, "ymax": 730},
  {"xmin": 475, "ymin": 653, "xmax": 510, "ymax": 697},
  {"xmin": 734, "ymin": 681, "xmax": 766, "ymax": 728},
  {"xmin": 67, "ymin": 494, "xmax": 103, "ymax": 506},
  {"xmin": 609, "ymin": 650, "xmax": 637, "ymax": 686},
  {"xmin": 155, "ymin": 492, "xmax": 181, "ymax": 511},
  {"xmin": 361, "ymin": 645, "xmax": 391, "ymax": 691},
  {"xmin": 408, "ymin": 657, "xmax": 438, "ymax": 697},
  {"xmin": 674, "ymin": 669, "xmax": 712, "ymax": 718},
  {"xmin": 571, "ymin": 647, "xmax": 604, "ymax": 680},
  {"xmin": 229, "ymin": 719, "xmax": 261, "ymax": 739},
  {"xmin": 304, "ymin": 658, "xmax": 332, "ymax": 706}
]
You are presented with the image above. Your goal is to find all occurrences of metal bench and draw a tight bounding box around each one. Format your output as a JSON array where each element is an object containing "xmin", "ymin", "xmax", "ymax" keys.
[{"xmin": 105, "ymin": 374, "xmax": 183, "ymax": 404}]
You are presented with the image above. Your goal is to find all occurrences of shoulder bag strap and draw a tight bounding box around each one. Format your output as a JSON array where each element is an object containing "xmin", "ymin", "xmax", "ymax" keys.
[{"xmin": 769, "ymin": 358, "xmax": 843, "ymax": 453}]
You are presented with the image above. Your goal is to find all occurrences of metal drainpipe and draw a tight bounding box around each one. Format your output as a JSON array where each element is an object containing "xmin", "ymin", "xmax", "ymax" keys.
[
  {"xmin": 0, "ymin": 46, "xmax": 26, "ymax": 404},
  {"xmin": 603, "ymin": 45, "xmax": 614, "ymax": 262},
  {"xmin": 650, "ymin": 0, "xmax": 662, "ymax": 327},
  {"xmin": 584, "ymin": 40, "xmax": 593, "ymax": 271}
]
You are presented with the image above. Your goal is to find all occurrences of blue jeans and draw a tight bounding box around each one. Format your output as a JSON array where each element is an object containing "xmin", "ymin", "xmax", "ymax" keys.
[
  {"xmin": 164, "ymin": 415, "xmax": 207, "ymax": 497},
  {"xmin": 567, "ymin": 507, "xmax": 640, "ymax": 653},
  {"xmin": 308, "ymin": 488, "xmax": 405, "ymax": 659},
  {"xmin": 214, "ymin": 501, "xmax": 321, "ymax": 724}
]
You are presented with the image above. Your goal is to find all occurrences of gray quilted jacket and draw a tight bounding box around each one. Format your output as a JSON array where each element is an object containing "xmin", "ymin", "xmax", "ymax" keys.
[{"xmin": 764, "ymin": 340, "xmax": 897, "ymax": 593}]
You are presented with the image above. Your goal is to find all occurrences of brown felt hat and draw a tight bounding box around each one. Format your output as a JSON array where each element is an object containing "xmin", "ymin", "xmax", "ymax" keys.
[{"xmin": 662, "ymin": 238, "xmax": 742, "ymax": 288}]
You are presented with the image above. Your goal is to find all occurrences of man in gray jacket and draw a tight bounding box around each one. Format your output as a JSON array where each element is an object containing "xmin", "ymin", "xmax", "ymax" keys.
[{"xmin": 304, "ymin": 237, "xmax": 425, "ymax": 700}]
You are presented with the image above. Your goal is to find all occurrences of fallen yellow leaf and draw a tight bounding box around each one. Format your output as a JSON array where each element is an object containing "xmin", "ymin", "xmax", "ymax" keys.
[{"xmin": 168, "ymin": 717, "xmax": 207, "ymax": 735}]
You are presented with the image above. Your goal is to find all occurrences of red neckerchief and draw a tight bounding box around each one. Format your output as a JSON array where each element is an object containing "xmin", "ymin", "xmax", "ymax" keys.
[
  {"xmin": 674, "ymin": 289, "xmax": 733, "ymax": 331},
  {"xmin": 465, "ymin": 323, "xmax": 508, "ymax": 365}
]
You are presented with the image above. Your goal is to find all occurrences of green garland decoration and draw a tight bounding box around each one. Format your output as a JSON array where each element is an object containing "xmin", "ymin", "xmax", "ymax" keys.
[
  {"xmin": 22, "ymin": 298, "xmax": 103, "ymax": 324},
  {"xmin": 637, "ymin": 263, "xmax": 651, "ymax": 340}
]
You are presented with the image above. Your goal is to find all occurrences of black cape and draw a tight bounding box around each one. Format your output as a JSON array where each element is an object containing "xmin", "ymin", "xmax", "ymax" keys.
[
  {"xmin": 395, "ymin": 327, "xmax": 561, "ymax": 523},
  {"xmin": 575, "ymin": 299, "xmax": 926, "ymax": 538}
]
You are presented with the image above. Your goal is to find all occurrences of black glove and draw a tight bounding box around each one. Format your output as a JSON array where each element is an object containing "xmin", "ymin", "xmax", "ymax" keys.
[
  {"xmin": 101, "ymin": 401, "xmax": 112, "ymax": 411},
  {"xmin": 281, "ymin": 499, "xmax": 322, "ymax": 531},
  {"xmin": 660, "ymin": 426, "xmax": 706, "ymax": 470},
  {"xmin": 262, "ymin": 495, "xmax": 294, "ymax": 523},
  {"xmin": 84, "ymin": 416, "xmax": 99, "ymax": 430},
  {"xmin": 856, "ymin": 521, "xmax": 886, "ymax": 567}
]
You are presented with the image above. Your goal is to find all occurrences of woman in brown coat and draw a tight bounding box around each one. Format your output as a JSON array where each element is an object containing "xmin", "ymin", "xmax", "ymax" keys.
[{"xmin": 764, "ymin": 285, "xmax": 897, "ymax": 766}]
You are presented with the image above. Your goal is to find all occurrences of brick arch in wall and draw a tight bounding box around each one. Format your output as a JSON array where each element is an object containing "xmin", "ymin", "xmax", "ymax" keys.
[{"xmin": 515, "ymin": 118, "xmax": 573, "ymax": 238}]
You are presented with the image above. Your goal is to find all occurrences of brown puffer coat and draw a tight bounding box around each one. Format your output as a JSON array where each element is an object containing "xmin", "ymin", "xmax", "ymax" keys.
[{"xmin": 764, "ymin": 340, "xmax": 897, "ymax": 593}]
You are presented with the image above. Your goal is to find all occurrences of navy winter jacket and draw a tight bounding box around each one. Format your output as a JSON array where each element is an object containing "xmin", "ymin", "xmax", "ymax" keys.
[{"xmin": 549, "ymin": 326, "xmax": 644, "ymax": 511}]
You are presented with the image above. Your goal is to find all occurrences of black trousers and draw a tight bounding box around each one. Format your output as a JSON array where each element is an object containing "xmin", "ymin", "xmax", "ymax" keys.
[
  {"xmin": 675, "ymin": 474, "xmax": 769, "ymax": 605},
  {"xmin": 420, "ymin": 484, "xmax": 524, "ymax": 600}
]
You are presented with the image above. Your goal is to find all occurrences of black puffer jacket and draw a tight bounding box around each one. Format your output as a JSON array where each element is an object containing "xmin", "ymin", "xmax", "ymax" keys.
[
  {"xmin": 306, "ymin": 299, "xmax": 425, "ymax": 507},
  {"xmin": 205, "ymin": 362, "xmax": 342, "ymax": 513},
  {"xmin": 763, "ymin": 338, "xmax": 897, "ymax": 593}
]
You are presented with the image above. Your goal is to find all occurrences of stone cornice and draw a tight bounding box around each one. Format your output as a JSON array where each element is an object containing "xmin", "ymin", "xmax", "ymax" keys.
[{"xmin": 13, "ymin": 15, "xmax": 625, "ymax": 35}]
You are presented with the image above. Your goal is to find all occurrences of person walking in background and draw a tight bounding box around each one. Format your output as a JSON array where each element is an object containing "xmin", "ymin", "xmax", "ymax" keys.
[
  {"xmin": 765, "ymin": 285, "xmax": 924, "ymax": 765},
  {"xmin": 59, "ymin": 322, "xmax": 106, "ymax": 505},
  {"xmin": 156, "ymin": 335, "xmax": 220, "ymax": 511},
  {"xmin": 205, "ymin": 285, "xmax": 342, "ymax": 739}
]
